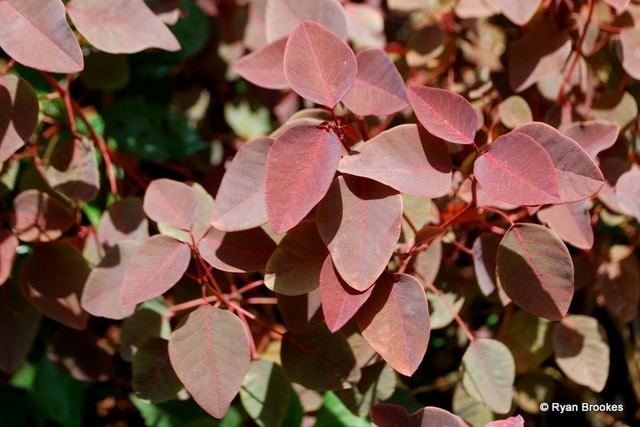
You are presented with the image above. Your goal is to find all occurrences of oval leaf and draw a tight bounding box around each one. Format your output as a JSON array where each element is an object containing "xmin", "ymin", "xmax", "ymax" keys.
[
  {"xmin": 493, "ymin": 0, "xmax": 541, "ymax": 25},
  {"xmin": 338, "ymin": 124, "xmax": 453, "ymax": 198},
  {"xmin": 408, "ymin": 86, "xmax": 477, "ymax": 145},
  {"xmin": 370, "ymin": 404, "xmax": 467, "ymax": 427},
  {"xmin": 240, "ymin": 359, "xmax": 291, "ymax": 427},
  {"xmin": 120, "ymin": 235, "xmax": 191, "ymax": 307},
  {"xmin": 277, "ymin": 287, "xmax": 324, "ymax": 334},
  {"xmin": 266, "ymin": 0, "xmax": 348, "ymax": 42},
  {"xmin": 284, "ymin": 21, "xmax": 356, "ymax": 108},
  {"xmin": 537, "ymin": 201, "xmax": 593, "ymax": 250},
  {"xmin": 198, "ymin": 226, "xmax": 276, "ymax": 273},
  {"xmin": 562, "ymin": 120, "xmax": 619, "ymax": 160},
  {"xmin": 356, "ymin": 274, "xmax": 430, "ymax": 376},
  {"xmin": 169, "ymin": 305, "xmax": 251, "ymax": 418},
  {"xmin": 143, "ymin": 179, "xmax": 199, "ymax": 231},
  {"xmin": 46, "ymin": 135, "xmax": 100, "ymax": 201},
  {"xmin": 620, "ymin": 26, "xmax": 640, "ymax": 80},
  {"xmin": 497, "ymin": 224, "xmax": 574, "ymax": 320},
  {"xmin": 597, "ymin": 245, "xmax": 640, "ymax": 323},
  {"xmin": 234, "ymin": 37, "xmax": 289, "ymax": 90},
  {"xmin": 0, "ymin": 229, "xmax": 18, "ymax": 286},
  {"xmin": 471, "ymin": 233, "xmax": 501, "ymax": 296},
  {"xmin": 97, "ymin": 197, "xmax": 149, "ymax": 248},
  {"xmin": 0, "ymin": 0, "xmax": 83, "ymax": 73},
  {"xmin": 497, "ymin": 95, "xmax": 532, "ymax": 129},
  {"xmin": 265, "ymin": 124, "xmax": 341, "ymax": 235},
  {"xmin": 66, "ymin": 0, "xmax": 180, "ymax": 53},
  {"xmin": 133, "ymin": 337, "xmax": 182, "ymax": 403},
  {"xmin": 342, "ymin": 49, "xmax": 409, "ymax": 116},
  {"xmin": 11, "ymin": 190, "xmax": 75, "ymax": 243},
  {"xmin": 0, "ymin": 75, "xmax": 38, "ymax": 162},
  {"xmin": 616, "ymin": 167, "xmax": 640, "ymax": 222}
]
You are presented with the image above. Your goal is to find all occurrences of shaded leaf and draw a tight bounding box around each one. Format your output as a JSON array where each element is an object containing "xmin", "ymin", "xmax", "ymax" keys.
[
  {"xmin": 277, "ymin": 287, "xmax": 324, "ymax": 334},
  {"xmin": 199, "ymin": 226, "xmax": 276, "ymax": 273},
  {"xmin": 144, "ymin": 178, "xmax": 199, "ymax": 231},
  {"xmin": 501, "ymin": 310, "xmax": 553, "ymax": 374},
  {"xmin": 497, "ymin": 224, "xmax": 573, "ymax": 320},
  {"xmin": 334, "ymin": 362, "xmax": 396, "ymax": 417},
  {"xmin": 0, "ymin": 279, "xmax": 40, "ymax": 373},
  {"xmin": 471, "ymin": 233, "xmax": 501, "ymax": 296},
  {"xmin": 33, "ymin": 358, "xmax": 84, "ymax": 427},
  {"xmin": 513, "ymin": 372, "xmax": 555, "ymax": 415},
  {"xmin": 169, "ymin": 305, "xmax": 251, "ymax": 418},
  {"xmin": 562, "ymin": 120, "xmax": 619, "ymax": 160},
  {"xmin": 553, "ymin": 315, "xmax": 609, "ymax": 392},
  {"xmin": 46, "ymin": 135, "xmax": 99, "ymax": 201},
  {"xmin": 598, "ymin": 245, "xmax": 640, "ymax": 323},
  {"xmin": 338, "ymin": 124, "xmax": 453, "ymax": 198},
  {"xmin": 265, "ymin": 124, "xmax": 341, "ymax": 234},
  {"xmin": 47, "ymin": 327, "xmax": 115, "ymax": 382},
  {"xmin": 342, "ymin": 49, "xmax": 409, "ymax": 116},
  {"xmin": 234, "ymin": 37, "xmax": 289, "ymax": 89},
  {"xmin": 97, "ymin": 197, "xmax": 149, "ymax": 249},
  {"xmin": 412, "ymin": 240, "xmax": 443, "ymax": 285},
  {"xmin": 133, "ymin": 337, "xmax": 182, "ymax": 403},
  {"xmin": 11, "ymin": 190, "xmax": 74, "ymax": 242},
  {"xmin": 265, "ymin": 220, "xmax": 328, "ymax": 295},
  {"xmin": 408, "ymin": 86, "xmax": 477, "ymax": 145},
  {"xmin": 0, "ymin": 229, "xmax": 18, "ymax": 286},
  {"xmin": 318, "ymin": 175, "xmax": 402, "ymax": 291},
  {"xmin": 240, "ymin": 359, "xmax": 291, "ymax": 427},
  {"xmin": 461, "ymin": 338, "xmax": 515, "ymax": 414},
  {"xmin": 284, "ymin": 21, "xmax": 356, "ymax": 108},
  {"xmin": 213, "ymin": 137, "xmax": 273, "ymax": 231},
  {"xmin": 0, "ymin": 75, "xmax": 38, "ymax": 162},
  {"xmin": 66, "ymin": 0, "xmax": 180, "ymax": 53},
  {"xmin": 120, "ymin": 306, "xmax": 171, "ymax": 362},
  {"xmin": 497, "ymin": 95, "xmax": 532, "ymax": 129},
  {"xmin": 120, "ymin": 235, "xmax": 191, "ymax": 307},
  {"xmin": 265, "ymin": 0, "xmax": 348, "ymax": 42},
  {"xmin": 0, "ymin": 0, "xmax": 83, "ymax": 72},
  {"xmin": 592, "ymin": 91, "xmax": 638, "ymax": 129},
  {"xmin": 20, "ymin": 242, "xmax": 89, "ymax": 330},
  {"xmin": 357, "ymin": 274, "xmax": 430, "ymax": 376},
  {"xmin": 452, "ymin": 383, "xmax": 494, "ymax": 427},
  {"xmin": 494, "ymin": 0, "xmax": 541, "ymax": 25},
  {"xmin": 616, "ymin": 167, "xmax": 640, "ymax": 222},
  {"xmin": 370, "ymin": 404, "xmax": 467, "ymax": 427},
  {"xmin": 537, "ymin": 201, "xmax": 593, "ymax": 250}
]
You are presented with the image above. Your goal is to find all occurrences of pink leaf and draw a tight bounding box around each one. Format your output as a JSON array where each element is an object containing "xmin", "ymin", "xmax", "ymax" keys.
[
  {"xmin": 81, "ymin": 241, "xmax": 139, "ymax": 320},
  {"xmin": 0, "ymin": 75, "xmax": 38, "ymax": 162},
  {"xmin": 616, "ymin": 167, "xmax": 640, "ymax": 222},
  {"xmin": 604, "ymin": 0, "xmax": 631, "ymax": 12},
  {"xmin": 11, "ymin": 190, "xmax": 75, "ymax": 243},
  {"xmin": 342, "ymin": 49, "xmax": 408, "ymax": 116},
  {"xmin": 169, "ymin": 305, "xmax": 251, "ymax": 418},
  {"xmin": 562, "ymin": 120, "xmax": 619, "ymax": 160},
  {"xmin": 537, "ymin": 201, "xmax": 593, "ymax": 250},
  {"xmin": 265, "ymin": 124, "xmax": 341, "ymax": 234},
  {"xmin": 408, "ymin": 86, "xmax": 477, "ymax": 145},
  {"xmin": 97, "ymin": 197, "xmax": 149, "ymax": 248},
  {"xmin": 66, "ymin": 0, "xmax": 180, "ymax": 54},
  {"xmin": 486, "ymin": 415, "xmax": 525, "ymax": 427},
  {"xmin": 598, "ymin": 245, "xmax": 640, "ymax": 323},
  {"xmin": 370, "ymin": 404, "xmax": 467, "ymax": 427},
  {"xmin": 234, "ymin": 37, "xmax": 289, "ymax": 90},
  {"xmin": 120, "ymin": 235, "xmax": 191, "ymax": 307},
  {"xmin": 0, "ymin": 0, "xmax": 83, "ymax": 73},
  {"xmin": 283, "ymin": 21, "xmax": 357, "ymax": 108},
  {"xmin": 144, "ymin": 179, "xmax": 199, "ymax": 231},
  {"xmin": 357, "ymin": 274, "xmax": 430, "ymax": 376},
  {"xmin": 198, "ymin": 226, "xmax": 276, "ymax": 273},
  {"xmin": 213, "ymin": 137, "xmax": 273, "ymax": 231},
  {"xmin": 317, "ymin": 175, "xmax": 402, "ymax": 291},
  {"xmin": 319, "ymin": 256, "xmax": 374, "ymax": 332},
  {"xmin": 46, "ymin": 135, "xmax": 100, "ymax": 201},
  {"xmin": 0, "ymin": 230, "xmax": 18, "ymax": 286},
  {"xmin": 497, "ymin": 224, "xmax": 574, "ymax": 320},
  {"xmin": 265, "ymin": 0, "xmax": 348, "ymax": 43},
  {"xmin": 344, "ymin": 3, "xmax": 386, "ymax": 50},
  {"xmin": 338, "ymin": 124, "xmax": 453, "ymax": 198},
  {"xmin": 471, "ymin": 233, "xmax": 502, "ymax": 296},
  {"xmin": 493, "ymin": 0, "xmax": 541, "ymax": 25}
]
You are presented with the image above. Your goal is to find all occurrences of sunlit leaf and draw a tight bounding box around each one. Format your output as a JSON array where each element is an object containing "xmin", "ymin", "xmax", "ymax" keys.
[
  {"xmin": 370, "ymin": 404, "xmax": 467, "ymax": 426},
  {"xmin": 616, "ymin": 167, "xmax": 640, "ymax": 222},
  {"xmin": 240, "ymin": 359, "xmax": 291, "ymax": 427},
  {"xmin": 133, "ymin": 337, "xmax": 182, "ymax": 403},
  {"xmin": 471, "ymin": 233, "xmax": 501, "ymax": 296},
  {"xmin": 452, "ymin": 383, "xmax": 494, "ymax": 426},
  {"xmin": 265, "ymin": 0, "xmax": 348, "ymax": 42},
  {"xmin": 0, "ymin": 279, "xmax": 40, "ymax": 373},
  {"xmin": 537, "ymin": 201, "xmax": 593, "ymax": 250},
  {"xmin": 344, "ymin": 3, "xmax": 385, "ymax": 50},
  {"xmin": 604, "ymin": 0, "xmax": 631, "ymax": 11},
  {"xmin": 493, "ymin": 0, "xmax": 541, "ymax": 25},
  {"xmin": 11, "ymin": 190, "xmax": 74, "ymax": 243},
  {"xmin": 0, "ymin": 75, "xmax": 38, "ymax": 163},
  {"xmin": 620, "ymin": 26, "xmax": 640, "ymax": 80},
  {"xmin": 562, "ymin": 120, "xmax": 619, "ymax": 160},
  {"xmin": 234, "ymin": 37, "xmax": 289, "ymax": 89},
  {"xmin": 144, "ymin": 179, "xmax": 199, "ymax": 231},
  {"xmin": 497, "ymin": 95, "xmax": 532, "ymax": 129},
  {"xmin": 486, "ymin": 415, "xmax": 526, "ymax": 427}
]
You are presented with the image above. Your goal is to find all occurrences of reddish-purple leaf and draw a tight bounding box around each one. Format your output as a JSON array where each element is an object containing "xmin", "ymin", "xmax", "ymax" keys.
[
  {"xmin": 537, "ymin": 201, "xmax": 593, "ymax": 250},
  {"xmin": 342, "ymin": 49, "xmax": 408, "ymax": 116},
  {"xmin": 265, "ymin": 220, "xmax": 328, "ymax": 296},
  {"xmin": 562, "ymin": 120, "xmax": 619, "ymax": 160},
  {"xmin": 471, "ymin": 233, "xmax": 502, "ymax": 296},
  {"xmin": 46, "ymin": 136, "xmax": 100, "ymax": 201},
  {"xmin": 338, "ymin": 124, "xmax": 453, "ymax": 198},
  {"xmin": 11, "ymin": 190, "xmax": 75, "ymax": 243},
  {"xmin": 244, "ymin": 0, "xmax": 267, "ymax": 50},
  {"xmin": 265, "ymin": 124, "xmax": 341, "ymax": 234},
  {"xmin": 234, "ymin": 37, "xmax": 289, "ymax": 90},
  {"xmin": 133, "ymin": 337, "xmax": 182, "ymax": 403},
  {"xmin": 598, "ymin": 245, "xmax": 640, "ymax": 323},
  {"xmin": 0, "ymin": 230, "xmax": 18, "ymax": 286},
  {"xmin": 213, "ymin": 137, "xmax": 273, "ymax": 231},
  {"xmin": 486, "ymin": 415, "xmax": 525, "ymax": 427},
  {"xmin": 0, "ymin": 0, "xmax": 83, "ymax": 73},
  {"xmin": 604, "ymin": 0, "xmax": 631, "ymax": 11},
  {"xmin": 277, "ymin": 287, "xmax": 324, "ymax": 334},
  {"xmin": 0, "ymin": 279, "xmax": 41, "ymax": 373},
  {"xmin": 0, "ymin": 75, "xmax": 38, "ymax": 162},
  {"xmin": 497, "ymin": 224, "xmax": 574, "ymax": 320},
  {"xmin": 408, "ymin": 86, "xmax": 477, "ymax": 145},
  {"xmin": 283, "ymin": 21, "xmax": 357, "ymax": 108},
  {"xmin": 47, "ymin": 327, "xmax": 115, "ymax": 382},
  {"xmin": 455, "ymin": 0, "xmax": 500, "ymax": 18},
  {"xmin": 169, "ymin": 305, "xmax": 251, "ymax": 418},
  {"xmin": 198, "ymin": 226, "xmax": 276, "ymax": 273},
  {"xmin": 317, "ymin": 175, "xmax": 402, "ymax": 291},
  {"xmin": 357, "ymin": 274, "xmax": 430, "ymax": 376},
  {"xmin": 620, "ymin": 26, "xmax": 640, "ymax": 79},
  {"xmin": 319, "ymin": 256, "xmax": 374, "ymax": 332},
  {"xmin": 265, "ymin": 0, "xmax": 348, "ymax": 43},
  {"xmin": 144, "ymin": 179, "xmax": 199, "ymax": 231},
  {"xmin": 97, "ymin": 197, "xmax": 149, "ymax": 248},
  {"xmin": 616, "ymin": 167, "xmax": 640, "ymax": 222},
  {"xmin": 120, "ymin": 235, "xmax": 191, "ymax": 307},
  {"xmin": 370, "ymin": 404, "xmax": 467, "ymax": 427},
  {"xmin": 120, "ymin": 307, "xmax": 170, "ymax": 362},
  {"xmin": 493, "ymin": 0, "xmax": 541, "ymax": 25},
  {"xmin": 344, "ymin": 3, "xmax": 386, "ymax": 50},
  {"xmin": 20, "ymin": 242, "xmax": 90, "ymax": 330},
  {"xmin": 66, "ymin": 0, "xmax": 180, "ymax": 54},
  {"xmin": 81, "ymin": 241, "xmax": 139, "ymax": 320}
]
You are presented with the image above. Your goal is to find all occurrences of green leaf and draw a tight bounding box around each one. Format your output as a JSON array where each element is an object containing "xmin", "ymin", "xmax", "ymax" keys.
[
  {"xmin": 33, "ymin": 358, "xmax": 84, "ymax": 427},
  {"xmin": 240, "ymin": 359, "xmax": 291, "ymax": 427},
  {"xmin": 0, "ymin": 386, "xmax": 32, "ymax": 427},
  {"xmin": 133, "ymin": 337, "xmax": 183, "ymax": 403},
  {"xmin": 316, "ymin": 391, "xmax": 371, "ymax": 427},
  {"xmin": 501, "ymin": 310, "xmax": 553, "ymax": 374}
]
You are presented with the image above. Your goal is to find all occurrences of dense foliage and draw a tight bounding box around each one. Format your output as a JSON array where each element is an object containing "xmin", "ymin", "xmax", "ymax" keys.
[{"xmin": 0, "ymin": 0, "xmax": 639, "ymax": 426}]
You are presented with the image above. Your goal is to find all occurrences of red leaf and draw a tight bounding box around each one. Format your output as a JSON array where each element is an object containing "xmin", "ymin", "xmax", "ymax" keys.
[
  {"xmin": 120, "ymin": 235, "xmax": 191, "ymax": 307},
  {"xmin": 471, "ymin": 233, "xmax": 501, "ymax": 296},
  {"xmin": 537, "ymin": 201, "xmax": 593, "ymax": 250},
  {"xmin": 357, "ymin": 274, "xmax": 430, "ymax": 376},
  {"xmin": 0, "ymin": 0, "xmax": 83, "ymax": 73},
  {"xmin": 81, "ymin": 241, "xmax": 139, "ymax": 320},
  {"xmin": 342, "ymin": 49, "xmax": 409, "ymax": 116},
  {"xmin": 317, "ymin": 175, "xmax": 402, "ymax": 291},
  {"xmin": 620, "ymin": 26, "xmax": 640, "ymax": 79},
  {"xmin": 493, "ymin": 0, "xmax": 541, "ymax": 25},
  {"xmin": 562, "ymin": 120, "xmax": 619, "ymax": 160},
  {"xmin": 144, "ymin": 179, "xmax": 199, "ymax": 231},
  {"xmin": 0, "ymin": 75, "xmax": 38, "ymax": 162},
  {"xmin": 198, "ymin": 226, "xmax": 276, "ymax": 273},
  {"xmin": 319, "ymin": 256, "xmax": 373, "ymax": 332},
  {"xmin": 284, "ymin": 21, "xmax": 356, "ymax": 108},
  {"xmin": 213, "ymin": 137, "xmax": 273, "ymax": 232},
  {"xmin": 338, "ymin": 124, "xmax": 453, "ymax": 198},
  {"xmin": 11, "ymin": 190, "xmax": 75, "ymax": 243},
  {"xmin": 497, "ymin": 224, "xmax": 573, "ymax": 320},
  {"xmin": 234, "ymin": 37, "xmax": 289, "ymax": 90},
  {"xmin": 486, "ymin": 415, "xmax": 525, "ymax": 427},
  {"xmin": 0, "ymin": 279, "xmax": 41, "ymax": 373},
  {"xmin": 598, "ymin": 245, "xmax": 640, "ymax": 323},
  {"xmin": 20, "ymin": 242, "xmax": 90, "ymax": 330},
  {"xmin": 277, "ymin": 287, "xmax": 324, "ymax": 334},
  {"xmin": 0, "ymin": 230, "xmax": 18, "ymax": 286},
  {"xmin": 265, "ymin": 220, "xmax": 328, "ymax": 296},
  {"xmin": 66, "ymin": 0, "xmax": 180, "ymax": 54},
  {"xmin": 169, "ymin": 305, "xmax": 251, "ymax": 418},
  {"xmin": 46, "ymin": 136, "xmax": 100, "ymax": 201},
  {"xmin": 616, "ymin": 167, "xmax": 640, "ymax": 222},
  {"xmin": 132, "ymin": 337, "xmax": 182, "ymax": 403},
  {"xmin": 370, "ymin": 404, "xmax": 467, "ymax": 427},
  {"xmin": 97, "ymin": 197, "xmax": 149, "ymax": 248},
  {"xmin": 604, "ymin": 0, "xmax": 631, "ymax": 11},
  {"xmin": 408, "ymin": 86, "xmax": 477, "ymax": 145},
  {"xmin": 265, "ymin": 124, "xmax": 341, "ymax": 234},
  {"xmin": 265, "ymin": 0, "xmax": 348, "ymax": 43}
]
